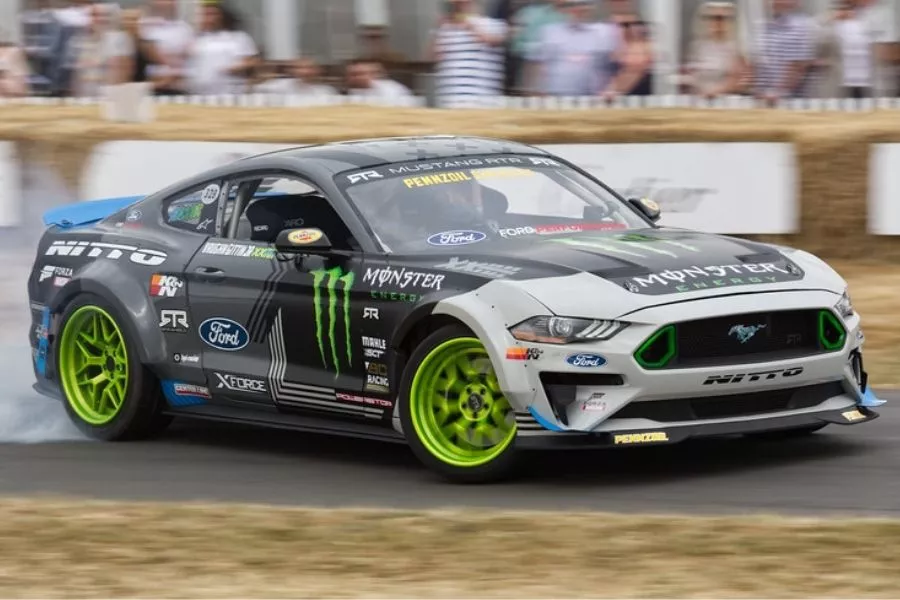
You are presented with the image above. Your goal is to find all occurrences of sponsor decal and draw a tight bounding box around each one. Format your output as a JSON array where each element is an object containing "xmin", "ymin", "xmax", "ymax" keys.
[
  {"xmin": 200, "ymin": 183, "xmax": 221, "ymax": 205},
  {"xmin": 169, "ymin": 202, "xmax": 203, "ymax": 223},
  {"xmin": 506, "ymin": 347, "xmax": 543, "ymax": 361},
  {"xmin": 125, "ymin": 209, "xmax": 142, "ymax": 222},
  {"xmin": 201, "ymin": 242, "xmax": 276, "ymax": 260},
  {"xmin": 363, "ymin": 307, "xmax": 379, "ymax": 320},
  {"xmin": 426, "ymin": 230, "xmax": 486, "ymax": 247},
  {"xmin": 199, "ymin": 318, "xmax": 250, "ymax": 351},
  {"xmin": 370, "ymin": 290, "xmax": 421, "ymax": 303},
  {"xmin": 174, "ymin": 383, "xmax": 211, "ymax": 399},
  {"xmin": 498, "ymin": 226, "xmax": 535, "ymax": 239},
  {"xmin": 614, "ymin": 432, "xmax": 669, "ymax": 445},
  {"xmin": 45, "ymin": 240, "xmax": 167, "ymax": 267},
  {"xmin": 173, "ymin": 353, "xmax": 200, "ymax": 364},
  {"xmin": 362, "ymin": 336, "xmax": 386, "ymax": 360},
  {"xmin": 34, "ymin": 307, "xmax": 52, "ymax": 376},
  {"xmin": 702, "ymin": 367, "xmax": 804, "ymax": 385},
  {"xmin": 566, "ymin": 353, "xmax": 607, "ymax": 368},
  {"xmin": 215, "ymin": 372, "xmax": 267, "ymax": 394},
  {"xmin": 842, "ymin": 409, "xmax": 866, "ymax": 422},
  {"xmin": 534, "ymin": 223, "xmax": 627, "ymax": 236},
  {"xmin": 196, "ymin": 218, "xmax": 215, "ymax": 231},
  {"xmin": 53, "ymin": 276, "xmax": 70, "ymax": 287},
  {"xmin": 364, "ymin": 361, "xmax": 390, "ymax": 393},
  {"xmin": 347, "ymin": 170, "xmax": 384, "ymax": 184},
  {"xmin": 581, "ymin": 393, "xmax": 607, "ymax": 412},
  {"xmin": 729, "ymin": 324, "xmax": 766, "ymax": 344},
  {"xmin": 433, "ymin": 257, "xmax": 521, "ymax": 279},
  {"xmin": 387, "ymin": 157, "xmax": 523, "ymax": 177},
  {"xmin": 621, "ymin": 262, "xmax": 803, "ymax": 294},
  {"xmin": 337, "ymin": 392, "xmax": 393, "ymax": 408},
  {"xmin": 150, "ymin": 274, "xmax": 184, "ymax": 298},
  {"xmin": 311, "ymin": 267, "xmax": 355, "ymax": 377},
  {"xmin": 39, "ymin": 265, "xmax": 73, "ymax": 283},
  {"xmin": 529, "ymin": 157, "xmax": 560, "ymax": 167},
  {"xmin": 283, "ymin": 217, "xmax": 305, "ymax": 228},
  {"xmin": 287, "ymin": 228, "xmax": 324, "ymax": 245},
  {"xmin": 253, "ymin": 225, "xmax": 269, "ymax": 233},
  {"xmin": 363, "ymin": 266, "xmax": 445, "ymax": 291},
  {"xmin": 159, "ymin": 309, "xmax": 190, "ymax": 333}
]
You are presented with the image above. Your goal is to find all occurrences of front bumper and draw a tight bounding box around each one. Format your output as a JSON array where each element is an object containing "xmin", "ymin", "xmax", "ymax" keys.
[{"xmin": 515, "ymin": 399, "xmax": 879, "ymax": 450}]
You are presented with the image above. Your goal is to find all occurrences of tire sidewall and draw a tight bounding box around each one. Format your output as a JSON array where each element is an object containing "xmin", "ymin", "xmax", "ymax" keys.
[
  {"xmin": 56, "ymin": 293, "xmax": 148, "ymax": 440},
  {"xmin": 398, "ymin": 323, "xmax": 519, "ymax": 483}
]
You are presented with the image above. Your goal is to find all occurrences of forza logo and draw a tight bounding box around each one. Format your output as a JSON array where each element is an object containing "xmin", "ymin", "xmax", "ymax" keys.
[
  {"xmin": 703, "ymin": 367, "xmax": 804, "ymax": 385},
  {"xmin": 46, "ymin": 240, "xmax": 167, "ymax": 266}
]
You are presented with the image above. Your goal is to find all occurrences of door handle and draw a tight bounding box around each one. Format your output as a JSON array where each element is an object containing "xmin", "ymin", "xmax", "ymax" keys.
[{"xmin": 194, "ymin": 266, "xmax": 226, "ymax": 282}]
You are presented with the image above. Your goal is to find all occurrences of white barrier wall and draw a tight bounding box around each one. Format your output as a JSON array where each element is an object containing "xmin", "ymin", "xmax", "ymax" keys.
[
  {"xmin": 0, "ymin": 143, "xmax": 21, "ymax": 229},
  {"xmin": 79, "ymin": 140, "xmax": 799, "ymax": 235},
  {"xmin": 869, "ymin": 144, "xmax": 900, "ymax": 235}
]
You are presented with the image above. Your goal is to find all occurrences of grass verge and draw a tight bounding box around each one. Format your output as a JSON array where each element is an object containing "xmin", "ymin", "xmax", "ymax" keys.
[{"xmin": 1, "ymin": 499, "xmax": 899, "ymax": 598}]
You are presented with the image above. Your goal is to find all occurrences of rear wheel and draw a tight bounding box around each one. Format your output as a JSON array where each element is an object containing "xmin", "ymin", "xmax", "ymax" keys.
[
  {"xmin": 399, "ymin": 325, "xmax": 519, "ymax": 483},
  {"xmin": 746, "ymin": 423, "xmax": 828, "ymax": 441},
  {"xmin": 56, "ymin": 294, "xmax": 171, "ymax": 440}
]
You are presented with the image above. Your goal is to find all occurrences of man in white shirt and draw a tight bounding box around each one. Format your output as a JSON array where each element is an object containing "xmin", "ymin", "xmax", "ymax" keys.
[
  {"xmin": 187, "ymin": 2, "xmax": 258, "ymax": 96},
  {"xmin": 140, "ymin": 0, "xmax": 193, "ymax": 94},
  {"xmin": 430, "ymin": 0, "xmax": 508, "ymax": 107},
  {"xmin": 856, "ymin": 0, "xmax": 899, "ymax": 96},
  {"xmin": 345, "ymin": 59, "xmax": 412, "ymax": 100}
]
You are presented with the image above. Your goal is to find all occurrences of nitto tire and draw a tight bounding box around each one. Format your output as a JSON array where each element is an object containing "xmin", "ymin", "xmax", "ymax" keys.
[
  {"xmin": 56, "ymin": 293, "xmax": 172, "ymax": 441},
  {"xmin": 746, "ymin": 423, "xmax": 828, "ymax": 441},
  {"xmin": 398, "ymin": 324, "xmax": 520, "ymax": 483}
]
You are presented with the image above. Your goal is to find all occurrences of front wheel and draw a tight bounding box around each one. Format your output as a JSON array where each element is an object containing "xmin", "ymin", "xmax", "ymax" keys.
[
  {"xmin": 399, "ymin": 324, "xmax": 519, "ymax": 483},
  {"xmin": 56, "ymin": 294, "xmax": 171, "ymax": 440}
]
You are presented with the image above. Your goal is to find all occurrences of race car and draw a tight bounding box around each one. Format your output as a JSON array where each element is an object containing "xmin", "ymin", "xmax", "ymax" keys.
[{"xmin": 28, "ymin": 136, "xmax": 884, "ymax": 482}]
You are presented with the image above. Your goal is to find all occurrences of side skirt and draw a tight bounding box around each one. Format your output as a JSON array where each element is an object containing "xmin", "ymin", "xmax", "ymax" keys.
[{"xmin": 164, "ymin": 403, "xmax": 407, "ymax": 444}]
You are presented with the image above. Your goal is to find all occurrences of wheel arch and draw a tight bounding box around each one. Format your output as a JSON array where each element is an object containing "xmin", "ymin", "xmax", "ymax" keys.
[{"xmin": 48, "ymin": 263, "xmax": 167, "ymax": 374}]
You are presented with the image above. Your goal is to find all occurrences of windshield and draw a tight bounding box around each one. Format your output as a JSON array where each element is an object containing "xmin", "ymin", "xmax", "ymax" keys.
[{"xmin": 339, "ymin": 155, "xmax": 650, "ymax": 253}]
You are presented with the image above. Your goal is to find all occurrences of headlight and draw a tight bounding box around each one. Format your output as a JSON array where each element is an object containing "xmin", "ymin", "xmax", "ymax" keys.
[
  {"xmin": 835, "ymin": 290, "xmax": 854, "ymax": 319},
  {"xmin": 510, "ymin": 316, "xmax": 629, "ymax": 344}
]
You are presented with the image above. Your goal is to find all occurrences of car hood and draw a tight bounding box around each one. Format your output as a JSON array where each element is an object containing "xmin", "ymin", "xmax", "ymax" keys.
[{"xmin": 430, "ymin": 229, "xmax": 846, "ymax": 317}]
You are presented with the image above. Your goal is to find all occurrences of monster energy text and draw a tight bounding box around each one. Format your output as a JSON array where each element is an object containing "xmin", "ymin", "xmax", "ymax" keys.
[{"xmin": 312, "ymin": 267, "xmax": 355, "ymax": 377}]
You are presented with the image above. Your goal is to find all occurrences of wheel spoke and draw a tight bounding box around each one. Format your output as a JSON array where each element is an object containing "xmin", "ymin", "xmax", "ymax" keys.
[
  {"xmin": 455, "ymin": 354, "xmax": 479, "ymax": 379},
  {"xmin": 109, "ymin": 379, "xmax": 125, "ymax": 409},
  {"xmin": 489, "ymin": 401, "xmax": 512, "ymax": 430}
]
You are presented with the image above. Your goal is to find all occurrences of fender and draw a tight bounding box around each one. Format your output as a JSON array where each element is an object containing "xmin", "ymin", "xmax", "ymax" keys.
[{"xmin": 48, "ymin": 260, "xmax": 168, "ymax": 367}]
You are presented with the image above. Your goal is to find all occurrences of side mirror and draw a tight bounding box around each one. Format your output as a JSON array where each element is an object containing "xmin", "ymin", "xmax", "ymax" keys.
[
  {"xmin": 275, "ymin": 228, "xmax": 332, "ymax": 253},
  {"xmin": 628, "ymin": 197, "xmax": 661, "ymax": 222}
]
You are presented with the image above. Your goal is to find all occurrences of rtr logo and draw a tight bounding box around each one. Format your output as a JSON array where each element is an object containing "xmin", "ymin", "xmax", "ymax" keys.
[
  {"xmin": 159, "ymin": 309, "xmax": 190, "ymax": 333},
  {"xmin": 347, "ymin": 170, "xmax": 383, "ymax": 184},
  {"xmin": 363, "ymin": 308, "xmax": 379, "ymax": 320}
]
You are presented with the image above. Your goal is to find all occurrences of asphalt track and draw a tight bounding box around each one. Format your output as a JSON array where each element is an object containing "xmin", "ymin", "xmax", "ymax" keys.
[{"xmin": 1, "ymin": 344, "xmax": 898, "ymax": 516}]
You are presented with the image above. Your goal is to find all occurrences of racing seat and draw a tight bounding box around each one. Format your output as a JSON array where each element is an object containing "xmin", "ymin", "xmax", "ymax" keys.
[{"xmin": 243, "ymin": 194, "xmax": 356, "ymax": 250}]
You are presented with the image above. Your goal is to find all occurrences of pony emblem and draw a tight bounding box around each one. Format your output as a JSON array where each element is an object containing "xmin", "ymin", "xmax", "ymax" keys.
[{"xmin": 729, "ymin": 324, "xmax": 766, "ymax": 344}]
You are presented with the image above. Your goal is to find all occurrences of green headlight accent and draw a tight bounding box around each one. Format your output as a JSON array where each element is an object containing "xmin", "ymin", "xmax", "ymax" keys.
[
  {"xmin": 818, "ymin": 310, "xmax": 846, "ymax": 351},
  {"xmin": 634, "ymin": 325, "xmax": 677, "ymax": 370}
]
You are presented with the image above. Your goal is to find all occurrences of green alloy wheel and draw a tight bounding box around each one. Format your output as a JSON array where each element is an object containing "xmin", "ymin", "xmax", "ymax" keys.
[
  {"xmin": 56, "ymin": 295, "xmax": 171, "ymax": 440},
  {"xmin": 401, "ymin": 325, "xmax": 519, "ymax": 482},
  {"xmin": 58, "ymin": 305, "xmax": 129, "ymax": 426}
]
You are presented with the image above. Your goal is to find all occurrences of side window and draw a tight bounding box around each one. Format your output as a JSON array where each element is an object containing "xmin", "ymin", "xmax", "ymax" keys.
[
  {"xmin": 163, "ymin": 182, "xmax": 222, "ymax": 234},
  {"xmin": 231, "ymin": 175, "xmax": 359, "ymax": 251}
]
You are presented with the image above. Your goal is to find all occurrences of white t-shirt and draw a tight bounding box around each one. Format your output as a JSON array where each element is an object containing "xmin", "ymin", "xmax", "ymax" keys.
[
  {"xmin": 433, "ymin": 15, "xmax": 508, "ymax": 100},
  {"xmin": 141, "ymin": 17, "xmax": 194, "ymax": 79},
  {"xmin": 187, "ymin": 30, "xmax": 257, "ymax": 95},
  {"xmin": 836, "ymin": 18, "xmax": 873, "ymax": 87},
  {"xmin": 55, "ymin": 6, "xmax": 91, "ymax": 28}
]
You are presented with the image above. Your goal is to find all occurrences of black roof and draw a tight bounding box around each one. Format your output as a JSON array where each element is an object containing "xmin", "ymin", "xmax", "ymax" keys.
[{"xmin": 244, "ymin": 136, "xmax": 549, "ymax": 172}]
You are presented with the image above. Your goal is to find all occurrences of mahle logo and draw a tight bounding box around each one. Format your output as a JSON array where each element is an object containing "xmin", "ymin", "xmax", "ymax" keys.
[{"xmin": 312, "ymin": 267, "xmax": 355, "ymax": 377}]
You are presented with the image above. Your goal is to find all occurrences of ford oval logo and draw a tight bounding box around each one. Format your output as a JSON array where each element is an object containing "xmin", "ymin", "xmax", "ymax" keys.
[
  {"xmin": 427, "ymin": 230, "xmax": 487, "ymax": 247},
  {"xmin": 199, "ymin": 318, "xmax": 249, "ymax": 352},
  {"xmin": 566, "ymin": 353, "xmax": 607, "ymax": 368}
]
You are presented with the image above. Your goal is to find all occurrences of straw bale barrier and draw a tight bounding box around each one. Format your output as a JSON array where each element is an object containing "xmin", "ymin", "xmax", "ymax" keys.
[{"xmin": 2, "ymin": 104, "xmax": 899, "ymax": 262}]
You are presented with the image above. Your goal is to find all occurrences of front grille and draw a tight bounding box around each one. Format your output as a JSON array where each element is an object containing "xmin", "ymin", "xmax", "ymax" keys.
[
  {"xmin": 609, "ymin": 382, "xmax": 843, "ymax": 423},
  {"xmin": 635, "ymin": 309, "xmax": 846, "ymax": 370}
]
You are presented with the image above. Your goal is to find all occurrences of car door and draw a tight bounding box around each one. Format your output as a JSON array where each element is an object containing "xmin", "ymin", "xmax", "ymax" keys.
[{"xmin": 185, "ymin": 173, "xmax": 379, "ymax": 420}]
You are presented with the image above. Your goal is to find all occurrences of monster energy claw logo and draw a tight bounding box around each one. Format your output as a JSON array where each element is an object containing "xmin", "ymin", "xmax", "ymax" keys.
[{"xmin": 312, "ymin": 268, "xmax": 355, "ymax": 377}]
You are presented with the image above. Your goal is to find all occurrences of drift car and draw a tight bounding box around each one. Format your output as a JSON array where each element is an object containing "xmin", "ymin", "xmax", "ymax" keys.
[{"xmin": 28, "ymin": 136, "xmax": 884, "ymax": 482}]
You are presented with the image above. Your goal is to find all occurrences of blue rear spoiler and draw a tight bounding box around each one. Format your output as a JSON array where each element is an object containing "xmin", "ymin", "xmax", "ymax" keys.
[{"xmin": 42, "ymin": 196, "xmax": 144, "ymax": 229}]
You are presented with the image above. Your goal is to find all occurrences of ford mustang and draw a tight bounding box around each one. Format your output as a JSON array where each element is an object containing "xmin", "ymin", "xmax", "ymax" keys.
[{"xmin": 28, "ymin": 136, "xmax": 884, "ymax": 482}]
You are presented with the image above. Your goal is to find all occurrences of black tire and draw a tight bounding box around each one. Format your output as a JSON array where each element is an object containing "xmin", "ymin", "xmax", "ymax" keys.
[
  {"xmin": 398, "ymin": 324, "xmax": 520, "ymax": 483},
  {"xmin": 56, "ymin": 293, "xmax": 172, "ymax": 441},
  {"xmin": 746, "ymin": 423, "xmax": 828, "ymax": 441}
]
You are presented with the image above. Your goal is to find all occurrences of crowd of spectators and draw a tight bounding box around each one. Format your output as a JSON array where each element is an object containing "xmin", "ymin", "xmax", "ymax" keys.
[{"xmin": 2, "ymin": 0, "xmax": 899, "ymax": 104}]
